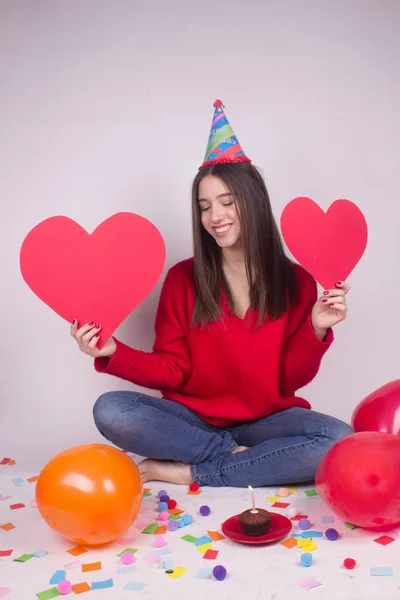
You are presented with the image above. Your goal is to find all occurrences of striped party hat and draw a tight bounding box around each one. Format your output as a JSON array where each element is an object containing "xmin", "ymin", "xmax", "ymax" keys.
[{"xmin": 199, "ymin": 100, "xmax": 251, "ymax": 169}]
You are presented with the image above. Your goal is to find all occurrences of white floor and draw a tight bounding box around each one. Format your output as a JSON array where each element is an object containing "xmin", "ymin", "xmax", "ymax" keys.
[{"xmin": 1, "ymin": 460, "xmax": 399, "ymax": 600}]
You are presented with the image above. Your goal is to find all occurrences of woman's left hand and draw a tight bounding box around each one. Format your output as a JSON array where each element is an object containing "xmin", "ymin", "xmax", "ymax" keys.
[{"xmin": 311, "ymin": 281, "xmax": 350, "ymax": 340}]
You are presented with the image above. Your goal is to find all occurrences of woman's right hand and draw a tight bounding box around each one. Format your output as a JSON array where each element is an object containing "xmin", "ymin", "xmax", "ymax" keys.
[{"xmin": 71, "ymin": 320, "xmax": 117, "ymax": 358}]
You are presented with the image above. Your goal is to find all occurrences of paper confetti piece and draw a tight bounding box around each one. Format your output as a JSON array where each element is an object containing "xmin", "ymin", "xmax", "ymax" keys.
[
  {"xmin": 143, "ymin": 554, "xmax": 160, "ymax": 565},
  {"xmin": 267, "ymin": 496, "xmax": 280, "ymax": 503},
  {"xmin": 272, "ymin": 502, "xmax": 290, "ymax": 508},
  {"xmin": 197, "ymin": 543, "xmax": 212, "ymax": 555},
  {"xmin": 322, "ymin": 515, "xmax": 334, "ymax": 523},
  {"xmin": 31, "ymin": 499, "xmax": 38, "ymax": 508},
  {"xmin": 153, "ymin": 547, "xmax": 172, "ymax": 556},
  {"xmin": 287, "ymin": 486, "xmax": 298, "ymax": 493},
  {"xmin": 155, "ymin": 525, "xmax": 167, "ymax": 535},
  {"xmin": 187, "ymin": 490, "xmax": 201, "ymax": 495},
  {"xmin": 168, "ymin": 514, "xmax": 181, "ymax": 521},
  {"xmin": 301, "ymin": 541, "xmax": 318, "ymax": 552},
  {"xmin": 141, "ymin": 523, "xmax": 158, "ymax": 534},
  {"xmin": 207, "ymin": 530, "xmax": 225, "ymax": 541},
  {"xmin": 123, "ymin": 582, "xmax": 148, "ymax": 591},
  {"xmin": 14, "ymin": 553, "xmax": 34, "ymax": 562},
  {"xmin": 373, "ymin": 535, "xmax": 395, "ymax": 546},
  {"xmin": 116, "ymin": 537, "xmax": 136, "ymax": 545},
  {"xmin": 117, "ymin": 565, "xmax": 136, "ymax": 574},
  {"xmin": 67, "ymin": 545, "xmax": 88, "ymax": 556},
  {"xmin": 10, "ymin": 503, "xmax": 25, "ymax": 510},
  {"xmin": 0, "ymin": 458, "xmax": 11, "ymax": 465},
  {"xmin": 371, "ymin": 567, "xmax": 394, "ymax": 576},
  {"xmin": 133, "ymin": 519, "xmax": 147, "ymax": 529},
  {"xmin": 168, "ymin": 508, "xmax": 184, "ymax": 515},
  {"xmin": 0, "ymin": 550, "xmax": 13, "ymax": 557},
  {"xmin": 65, "ymin": 559, "xmax": 80, "ymax": 569},
  {"xmin": 116, "ymin": 547, "xmax": 138, "ymax": 557},
  {"xmin": 281, "ymin": 537, "xmax": 297, "ymax": 549},
  {"xmin": 91, "ymin": 579, "xmax": 113, "ymax": 590},
  {"xmin": 291, "ymin": 514, "xmax": 308, "ymax": 521},
  {"xmin": 143, "ymin": 487, "xmax": 151, "ymax": 494},
  {"xmin": 49, "ymin": 570, "xmax": 66, "ymax": 585},
  {"xmin": 304, "ymin": 489, "xmax": 318, "ymax": 497},
  {"xmin": 303, "ymin": 531, "xmax": 323, "ymax": 538},
  {"xmin": 143, "ymin": 491, "xmax": 151, "ymax": 497},
  {"xmin": 344, "ymin": 522, "xmax": 360, "ymax": 530},
  {"xmin": 11, "ymin": 477, "xmax": 24, "ymax": 486},
  {"xmin": 36, "ymin": 588, "xmax": 60, "ymax": 600},
  {"xmin": 203, "ymin": 549, "xmax": 219, "ymax": 559},
  {"xmin": 161, "ymin": 559, "xmax": 174, "ymax": 570},
  {"xmin": 71, "ymin": 582, "xmax": 91, "ymax": 593},
  {"xmin": 33, "ymin": 549, "xmax": 48, "ymax": 558},
  {"xmin": 7, "ymin": 460, "xmax": 16, "ymax": 466},
  {"xmin": 298, "ymin": 577, "xmax": 322, "ymax": 590},
  {"xmin": 181, "ymin": 534, "xmax": 198, "ymax": 543},
  {"xmin": 0, "ymin": 588, "xmax": 11, "ymax": 599},
  {"xmin": 27, "ymin": 475, "xmax": 39, "ymax": 483},
  {"xmin": 0, "ymin": 496, "xmax": 12, "ymax": 501},
  {"xmin": 82, "ymin": 561, "xmax": 101, "ymax": 572},
  {"xmin": 0, "ymin": 523, "xmax": 15, "ymax": 531},
  {"xmin": 165, "ymin": 566, "xmax": 187, "ymax": 579},
  {"xmin": 297, "ymin": 538, "xmax": 312, "ymax": 548},
  {"xmin": 195, "ymin": 535, "xmax": 213, "ymax": 546},
  {"xmin": 196, "ymin": 567, "xmax": 212, "ymax": 579}
]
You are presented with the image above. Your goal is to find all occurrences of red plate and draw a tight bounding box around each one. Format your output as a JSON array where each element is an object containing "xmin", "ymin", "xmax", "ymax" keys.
[{"xmin": 221, "ymin": 511, "xmax": 292, "ymax": 544}]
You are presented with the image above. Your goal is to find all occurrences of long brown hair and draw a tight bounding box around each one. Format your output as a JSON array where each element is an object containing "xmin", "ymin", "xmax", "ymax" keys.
[{"xmin": 191, "ymin": 162, "xmax": 296, "ymax": 327}]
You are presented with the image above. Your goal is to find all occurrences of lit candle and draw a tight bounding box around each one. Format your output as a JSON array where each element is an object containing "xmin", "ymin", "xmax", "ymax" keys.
[{"xmin": 248, "ymin": 485, "xmax": 258, "ymax": 513}]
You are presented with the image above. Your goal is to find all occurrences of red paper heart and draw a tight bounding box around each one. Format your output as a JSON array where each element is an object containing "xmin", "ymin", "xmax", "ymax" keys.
[
  {"xmin": 280, "ymin": 197, "xmax": 368, "ymax": 289},
  {"xmin": 20, "ymin": 213, "xmax": 166, "ymax": 348}
]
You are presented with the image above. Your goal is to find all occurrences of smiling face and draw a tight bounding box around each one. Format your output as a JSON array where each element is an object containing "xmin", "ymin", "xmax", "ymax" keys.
[{"xmin": 197, "ymin": 175, "xmax": 242, "ymax": 250}]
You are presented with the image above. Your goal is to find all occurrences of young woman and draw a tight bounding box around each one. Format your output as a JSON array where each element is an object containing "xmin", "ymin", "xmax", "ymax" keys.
[{"xmin": 71, "ymin": 101, "xmax": 353, "ymax": 487}]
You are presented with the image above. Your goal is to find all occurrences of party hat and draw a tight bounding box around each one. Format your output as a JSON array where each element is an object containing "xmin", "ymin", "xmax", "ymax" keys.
[{"xmin": 199, "ymin": 100, "xmax": 251, "ymax": 169}]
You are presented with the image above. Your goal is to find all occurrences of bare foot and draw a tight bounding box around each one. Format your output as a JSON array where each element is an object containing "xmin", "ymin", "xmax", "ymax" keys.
[
  {"xmin": 232, "ymin": 445, "xmax": 249, "ymax": 454},
  {"xmin": 139, "ymin": 458, "xmax": 192, "ymax": 485}
]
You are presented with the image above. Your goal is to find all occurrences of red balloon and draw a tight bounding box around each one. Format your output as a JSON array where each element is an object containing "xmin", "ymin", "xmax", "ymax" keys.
[
  {"xmin": 316, "ymin": 432, "xmax": 400, "ymax": 531},
  {"xmin": 352, "ymin": 380, "xmax": 400, "ymax": 435}
]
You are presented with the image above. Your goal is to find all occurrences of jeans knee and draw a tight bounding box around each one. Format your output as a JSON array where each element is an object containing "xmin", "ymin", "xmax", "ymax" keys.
[
  {"xmin": 93, "ymin": 392, "xmax": 115, "ymax": 435},
  {"xmin": 329, "ymin": 419, "xmax": 354, "ymax": 445}
]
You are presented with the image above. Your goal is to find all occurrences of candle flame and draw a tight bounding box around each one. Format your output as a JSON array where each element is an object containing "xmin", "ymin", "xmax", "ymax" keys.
[{"xmin": 248, "ymin": 485, "xmax": 254, "ymax": 492}]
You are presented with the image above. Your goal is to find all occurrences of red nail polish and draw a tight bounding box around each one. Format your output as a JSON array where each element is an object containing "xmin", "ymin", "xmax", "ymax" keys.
[
  {"xmin": 72, "ymin": 319, "xmax": 75, "ymax": 324},
  {"xmin": 88, "ymin": 322, "xmax": 94, "ymax": 326},
  {"xmin": 95, "ymin": 324, "xmax": 101, "ymax": 329},
  {"xmin": 336, "ymin": 281, "xmax": 342, "ymax": 286},
  {"xmin": 323, "ymin": 291, "xmax": 329, "ymax": 296},
  {"xmin": 322, "ymin": 299, "xmax": 328, "ymax": 303}
]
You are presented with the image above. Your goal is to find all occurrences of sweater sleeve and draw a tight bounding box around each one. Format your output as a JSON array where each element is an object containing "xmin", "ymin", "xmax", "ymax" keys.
[
  {"xmin": 94, "ymin": 264, "xmax": 192, "ymax": 391},
  {"xmin": 279, "ymin": 267, "xmax": 334, "ymax": 395}
]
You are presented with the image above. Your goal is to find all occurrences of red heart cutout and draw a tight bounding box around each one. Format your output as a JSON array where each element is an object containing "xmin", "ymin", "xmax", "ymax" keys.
[
  {"xmin": 280, "ymin": 197, "xmax": 368, "ymax": 289},
  {"xmin": 20, "ymin": 213, "xmax": 166, "ymax": 348}
]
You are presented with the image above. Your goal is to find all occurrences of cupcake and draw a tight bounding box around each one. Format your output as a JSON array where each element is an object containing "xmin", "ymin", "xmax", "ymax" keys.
[{"xmin": 238, "ymin": 508, "xmax": 272, "ymax": 536}]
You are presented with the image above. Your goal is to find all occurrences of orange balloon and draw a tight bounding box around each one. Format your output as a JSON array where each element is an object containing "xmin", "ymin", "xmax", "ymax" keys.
[{"xmin": 36, "ymin": 444, "xmax": 142, "ymax": 546}]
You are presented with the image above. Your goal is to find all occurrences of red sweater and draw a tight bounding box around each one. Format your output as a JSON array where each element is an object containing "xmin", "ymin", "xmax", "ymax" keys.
[{"xmin": 95, "ymin": 258, "xmax": 333, "ymax": 426}]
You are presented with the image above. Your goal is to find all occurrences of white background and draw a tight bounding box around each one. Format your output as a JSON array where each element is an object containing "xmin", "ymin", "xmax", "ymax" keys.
[{"xmin": 1, "ymin": 0, "xmax": 399, "ymax": 469}]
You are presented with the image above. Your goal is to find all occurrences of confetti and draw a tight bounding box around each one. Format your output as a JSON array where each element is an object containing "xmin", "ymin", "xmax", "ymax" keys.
[
  {"xmin": 116, "ymin": 537, "xmax": 136, "ymax": 545},
  {"xmin": 302, "ymin": 531, "xmax": 323, "ymax": 538},
  {"xmin": 7, "ymin": 460, "xmax": 16, "ymax": 466},
  {"xmin": 280, "ymin": 537, "xmax": 297, "ymax": 549},
  {"xmin": 141, "ymin": 523, "xmax": 158, "ymax": 534},
  {"xmin": 181, "ymin": 534, "xmax": 198, "ymax": 543},
  {"xmin": 297, "ymin": 538, "xmax": 312, "ymax": 548},
  {"xmin": 165, "ymin": 566, "xmax": 187, "ymax": 579},
  {"xmin": 82, "ymin": 561, "xmax": 101, "ymax": 572},
  {"xmin": 33, "ymin": 549, "xmax": 48, "ymax": 558},
  {"xmin": 123, "ymin": 582, "xmax": 148, "ymax": 591},
  {"xmin": 203, "ymin": 549, "xmax": 219, "ymax": 559},
  {"xmin": 91, "ymin": 579, "xmax": 113, "ymax": 590},
  {"xmin": 12, "ymin": 477, "xmax": 24, "ymax": 486},
  {"xmin": 0, "ymin": 588, "xmax": 11, "ymax": 599},
  {"xmin": 168, "ymin": 508, "xmax": 184, "ymax": 515},
  {"xmin": 291, "ymin": 514, "xmax": 308, "ymax": 521},
  {"xmin": 187, "ymin": 490, "xmax": 201, "ymax": 495},
  {"xmin": 116, "ymin": 565, "xmax": 136, "ymax": 574},
  {"xmin": 304, "ymin": 489, "xmax": 318, "ymax": 497},
  {"xmin": 371, "ymin": 567, "xmax": 394, "ymax": 576},
  {"xmin": 71, "ymin": 582, "xmax": 91, "ymax": 593},
  {"xmin": 14, "ymin": 553, "xmax": 34, "ymax": 562},
  {"xmin": 195, "ymin": 535, "xmax": 213, "ymax": 546},
  {"xmin": 67, "ymin": 546, "xmax": 88, "ymax": 556},
  {"xmin": 36, "ymin": 588, "xmax": 60, "ymax": 600},
  {"xmin": 272, "ymin": 502, "xmax": 290, "ymax": 508},
  {"xmin": 143, "ymin": 554, "xmax": 160, "ymax": 565},
  {"xmin": 301, "ymin": 541, "xmax": 318, "ymax": 552},
  {"xmin": 321, "ymin": 515, "xmax": 334, "ymax": 523},
  {"xmin": 0, "ymin": 496, "xmax": 12, "ymax": 502},
  {"xmin": 373, "ymin": 535, "xmax": 395, "ymax": 546},
  {"xmin": 298, "ymin": 577, "xmax": 322, "ymax": 590},
  {"xmin": 0, "ymin": 550, "xmax": 13, "ymax": 557},
  {"xmin": 207, "ymin": 531, "xmax": 225, "ymax": 541},
  {"xmin": 344, "ymin": 522, "xmax": 359, "ymax": 530},
  {"xmin": 161, "ymin": 559, "xmax": 174, "ymax": 570},
  {"xmin": 0, "ymin": 458, "xmax": 11, "ymax": 465},
  {"xmin": 155, "ymin": 525, "xmax": 167, "ymax": 535},
  {"xmin": 153, "ymin": 547, "xmax": 172, "ymax": 556},
  {"xmin": 27, "ymin": 476, "xmax": 39, "ymax": 483},
  {"xmin": 196, "ymin": 568, "xmax": 212, "ymax": 579},
  {"xmin": 197, "ymin": 543, "xmax": 212, "ymax": 554},
  {"xmin": 267, "ymin": 496, "xmax": 280, "ymax": 503},
  {"xmin": 10, "ymin": 503, "xmax": 25, "ymax": 510},
  {"xmin": 0, "ymin": 523, "xmax": 15, "ymax": 531},
  {"xmin": 168, "ymin": 514, "xmax": 182, "ymax": 521},
  {"xmin": 116, "ymin": 547, "xmax": 138, "ymax": 557},
  {"xmin": 49, "ymin": 571, "xmax": 66, "ymax": 585}
]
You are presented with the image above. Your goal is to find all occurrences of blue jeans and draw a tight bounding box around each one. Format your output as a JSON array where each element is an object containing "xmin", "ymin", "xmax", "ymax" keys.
[{"xmin": 93, "ymin": 391, "xmax": 353, "ymax": 487}]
